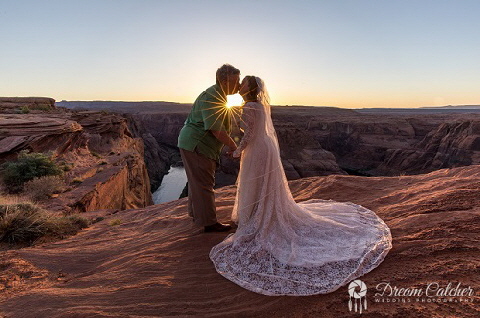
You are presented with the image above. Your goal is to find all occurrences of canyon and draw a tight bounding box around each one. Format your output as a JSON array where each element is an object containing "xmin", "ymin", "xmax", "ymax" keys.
[
  {"xmin": 58, "ymin": 101, "xmax": 480, "ymax": 192},
  {"xmin": 3, "ymin": 98, "xmax": 480, "ymax": 210},
  {"xmin": 1, "ymin": 98, "xmax": 479, "ymax": 317}
]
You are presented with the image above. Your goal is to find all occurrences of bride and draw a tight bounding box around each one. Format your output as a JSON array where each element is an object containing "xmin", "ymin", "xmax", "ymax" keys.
[{"xmin": 209, "ymin": 76, "xmax": 392, "ymax": 296}]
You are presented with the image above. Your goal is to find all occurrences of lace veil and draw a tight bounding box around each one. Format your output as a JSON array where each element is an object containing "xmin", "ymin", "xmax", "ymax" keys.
[{"xmin": 254, "ymin": 77, "xmax": 280, "ymax": 150}]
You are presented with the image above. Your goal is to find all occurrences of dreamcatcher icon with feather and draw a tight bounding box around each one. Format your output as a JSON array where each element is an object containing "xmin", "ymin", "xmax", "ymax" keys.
[{"xmin": 348, "ymin": 280, "xmax": 368, "ymax": 314}]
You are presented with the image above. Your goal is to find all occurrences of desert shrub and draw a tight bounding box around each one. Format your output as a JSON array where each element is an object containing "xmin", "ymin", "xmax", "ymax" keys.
[
  {"xmin": 0, "ymin": 150, "xmax": 63, "ymax": 193},
  {"xmin": 92, "ymin": 216, "xmax": 105, "ymax": 224},
  {"xmin": 57, "ymin": 160, "xmax": 74, "ymax": 172},
  {"xmin": 65, "ymin": 215, "xmax": 90, "ymax": 228},
  {"xmin": 20, "ymin": 106, "xmax": 30, "ymax": 114},
  {"xmin": 0, "ymin": 203, "xmax": 48, "ymax": 244},
  {"xmin": 0, "ymin": 202, "xmax": 39, "ymax": 215},
  {"xmin": 31, "ymin": 104, "xmax": 52, "ymax": 111},
  {"xmin": 45, "ymin": 214, "xmax": 89, "ymax": 238},
  {"xmin": 0, "ymin": 203, "xmax": 89, "ymax": 245},
  {"xmin": 24, "ymin": 175, "xmax": 66, "ymax": 201}
]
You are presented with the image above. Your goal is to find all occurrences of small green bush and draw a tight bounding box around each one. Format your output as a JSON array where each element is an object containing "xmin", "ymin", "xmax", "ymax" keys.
[
  {"xmin": 0, "ymin": 150, "xmax": 63, "ymax": 193},
  {"xmin": 20, "ymin": 106, "xmax": 30, "ymax": 114}
]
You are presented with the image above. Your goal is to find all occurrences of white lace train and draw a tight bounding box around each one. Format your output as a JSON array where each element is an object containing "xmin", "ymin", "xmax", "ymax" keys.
[{"xmin": 209, "ymin": 95, "xmax": 392, "ymax": 296}]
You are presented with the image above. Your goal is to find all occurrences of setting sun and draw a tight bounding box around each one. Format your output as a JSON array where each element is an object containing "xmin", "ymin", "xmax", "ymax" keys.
[{"xmin": 226, "ymin": 94, "xmax": 243, "ymax": 108}]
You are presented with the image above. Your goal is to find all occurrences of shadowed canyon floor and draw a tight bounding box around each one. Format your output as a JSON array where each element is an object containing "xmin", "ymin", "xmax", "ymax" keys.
[{"xmin": 1, "ymin": 165, "xmax": 479, "ymax": 317}]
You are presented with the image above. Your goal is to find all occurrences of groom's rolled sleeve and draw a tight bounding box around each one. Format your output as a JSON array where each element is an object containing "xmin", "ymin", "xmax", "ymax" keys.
[{"xmin": 202, "ymin": 102, "xmax": 227, "ymax": 131}]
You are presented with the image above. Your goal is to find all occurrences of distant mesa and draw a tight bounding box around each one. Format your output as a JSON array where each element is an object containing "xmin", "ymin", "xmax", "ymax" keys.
[
  {"xmin": 55, "ymin": 100, "xmax": 192, "ymax": 114},
  {"xmin": 420, "ymin": 104, "xmax": 480, "ymax": 109},
  {"xmin": 0, "ymin": 97, "xmax": 56, "ymax": 112}
]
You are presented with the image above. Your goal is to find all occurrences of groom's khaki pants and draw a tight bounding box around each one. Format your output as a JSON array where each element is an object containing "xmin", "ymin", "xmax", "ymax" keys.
[{"xmin": 180, "ymin": 147, "xmax": 218, "ymax": 227}]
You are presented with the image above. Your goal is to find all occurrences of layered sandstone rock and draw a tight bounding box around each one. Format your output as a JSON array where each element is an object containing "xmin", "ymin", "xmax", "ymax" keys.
[
  {"xmin": 0, "ymin": 115, "xmax": 83, "ymax": 159},
  {"xmin": 0, "ymin": 97, "xmax": 56, "ymax": 113},
  {"xmin": 287, "ymin": 110, "xmax": 480, "ymax": 176},
  {"xmin": 378, "ymin": 120, "xmax": 480, "ymax": 174},
  {"xmin": 58, "ymin": 101, "xmax": 480, "ymax": 189},
  {"xmin": 0, "ymin": 101, "xmax": 153, "ymax": 213}
]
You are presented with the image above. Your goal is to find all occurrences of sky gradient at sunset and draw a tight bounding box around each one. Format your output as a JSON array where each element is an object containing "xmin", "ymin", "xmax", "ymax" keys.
[{"xmin": 1, "ymin": 0, "xmax": 479, "ymax": 108}]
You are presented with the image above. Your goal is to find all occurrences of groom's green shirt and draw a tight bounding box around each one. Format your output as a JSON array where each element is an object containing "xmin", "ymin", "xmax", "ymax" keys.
[{"xmin": 177, "ymin": 84, "xmax": 231, "ymax": 161}]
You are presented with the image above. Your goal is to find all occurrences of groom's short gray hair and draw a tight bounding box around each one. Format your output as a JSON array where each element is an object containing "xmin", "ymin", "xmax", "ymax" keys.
[{"xmin": 216, "ymin": 64, "xmax": 240, "ymax": 85}]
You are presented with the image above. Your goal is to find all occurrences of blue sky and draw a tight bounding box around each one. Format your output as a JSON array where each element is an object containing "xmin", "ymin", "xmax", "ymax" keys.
[{"xmin": 1, "ymin": 0, "xmax": 479, "ymax": 108}]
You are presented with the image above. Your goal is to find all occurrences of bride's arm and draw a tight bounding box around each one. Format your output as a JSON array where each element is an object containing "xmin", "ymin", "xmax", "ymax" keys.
[{"xmin": 233, "ymin": 103, "xmax": 257, "ymax": 158}]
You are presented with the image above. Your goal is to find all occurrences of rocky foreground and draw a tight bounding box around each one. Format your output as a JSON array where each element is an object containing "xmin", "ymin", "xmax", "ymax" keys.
[
  {"xmin": 0, "ymin": 99, "xmax": 152, "ymax": 213},
  {"xmin": 1, "ymin": 165, "xmax": 479, "ymax": 317}
]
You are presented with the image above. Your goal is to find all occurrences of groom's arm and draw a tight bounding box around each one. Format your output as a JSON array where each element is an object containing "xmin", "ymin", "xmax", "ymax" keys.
[{"xmin": 211, "ymin": 130, "xmax": 237, "ymax": 151}]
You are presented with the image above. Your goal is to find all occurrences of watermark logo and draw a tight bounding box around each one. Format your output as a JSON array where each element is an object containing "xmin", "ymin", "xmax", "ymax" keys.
[
  {"xmin": 348, "ymin": 279, "xmax": 367, "ymax": 314},
  {"xmin": 374, "ymin": 281, "xmax": 475, "ymax": 304},
  {"xmin": 347, "ymin": 280, "xmax": 475, "ymax": 314}
]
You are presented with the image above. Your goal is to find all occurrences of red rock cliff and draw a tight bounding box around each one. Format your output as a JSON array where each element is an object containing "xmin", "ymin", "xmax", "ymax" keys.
[{"xmin": 0, "ymin": 98, "xmax": 153, "ymax": 213}]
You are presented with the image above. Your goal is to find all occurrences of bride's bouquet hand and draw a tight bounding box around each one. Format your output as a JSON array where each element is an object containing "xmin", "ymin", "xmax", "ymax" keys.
[
  {"xmin": 225, "ymin": 146, "xmax": 236, "ymax": 159},
  {"xmin": 225, "ymin": 147, "xmax": 241, "ymax": 159},
  {"xmin": 232, "ymin": 149, "xmax": 241, "ymax": 159}
]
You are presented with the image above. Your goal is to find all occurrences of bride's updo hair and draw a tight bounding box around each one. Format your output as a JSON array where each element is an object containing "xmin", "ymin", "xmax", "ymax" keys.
[{"xmin": 243, "ymin": 75, "xmax": 259, "ymax": 102}]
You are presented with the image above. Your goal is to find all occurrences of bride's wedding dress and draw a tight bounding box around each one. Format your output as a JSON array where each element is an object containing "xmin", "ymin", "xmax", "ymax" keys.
[{"xmin": 209, "ymin": 78, "xmax": 392, "ymax": 296}]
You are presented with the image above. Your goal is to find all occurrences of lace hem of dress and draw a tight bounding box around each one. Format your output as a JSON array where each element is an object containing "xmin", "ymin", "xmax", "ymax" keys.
[{"xmin": 210, "ymin": 200, "xmax": 392, "ymax": 296}]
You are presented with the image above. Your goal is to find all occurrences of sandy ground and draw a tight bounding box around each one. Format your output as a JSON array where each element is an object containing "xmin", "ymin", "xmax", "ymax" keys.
[{"xmin": 1, "ymin": 165, "xmax": 479, "ymax": 317}]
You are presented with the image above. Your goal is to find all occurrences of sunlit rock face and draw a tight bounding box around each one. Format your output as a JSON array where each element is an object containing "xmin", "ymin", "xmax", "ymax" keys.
[{"xmin": 0, "ymin": 99, "xmax": 153, "ymax": 213}]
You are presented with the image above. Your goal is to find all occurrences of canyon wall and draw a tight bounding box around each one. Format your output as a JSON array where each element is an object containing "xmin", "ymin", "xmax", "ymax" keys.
[
  {"xmin": 126, "ymin": 106, "xmax": 480, "ymax": 190},
  {"xmin": 124, "ymin": 107, "xmax": 347, "ymax": 190},
  {"xmin": 308, "ymin": 112, "xmax": 480, "ymax": 176},
  {"xmin": 125, "ymin": 112, "xmax": 187, "ymax": 191},
  {"xmin": 0, "ymin": 99, "xmax": 153, "ymax": 213},
  {"xmin": 57, "ymin": 101, "xmax": 480, "ymax": 193}
]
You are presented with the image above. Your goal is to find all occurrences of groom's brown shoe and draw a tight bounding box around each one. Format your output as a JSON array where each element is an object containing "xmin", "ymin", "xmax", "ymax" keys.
[{"xmin": 204, "ymin": 222, "xmax": 232, "ymax": 232}]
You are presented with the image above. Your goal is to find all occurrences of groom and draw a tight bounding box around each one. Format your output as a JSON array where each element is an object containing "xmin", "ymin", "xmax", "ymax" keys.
[{"xmin": 177, "ymin": 64, "xmax": 240, "ymax": 232}]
